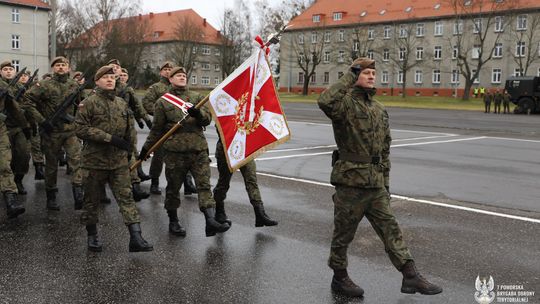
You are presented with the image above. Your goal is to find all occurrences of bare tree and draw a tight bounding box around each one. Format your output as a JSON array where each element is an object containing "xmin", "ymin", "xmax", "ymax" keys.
[
  {"xmin": 349, "ymin": 26, "xmax": 376, "ymax": 60},
  {"xmin": 508, "ymin": 13, "xmax": 540, "ymax": 76},
  {"xmin": 219, "ymin": 3, "xmax": 252, "ymax": 79},
  {"xmin": 447, "ymin": 0, "xmax": 516, "ymax": 100},
  {"xmin": 167, "ymin": 15, "xmax": 204, "ymax": 76},
  {"xmin": 293, "ymin": 29, "xmax": 326, "ymax": 95}
]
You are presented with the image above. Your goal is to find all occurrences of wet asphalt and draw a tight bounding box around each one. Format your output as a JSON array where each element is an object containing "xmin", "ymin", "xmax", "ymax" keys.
[{"xmin": 0, "ymin": 103, "xmax": 539, "ymax": 303}]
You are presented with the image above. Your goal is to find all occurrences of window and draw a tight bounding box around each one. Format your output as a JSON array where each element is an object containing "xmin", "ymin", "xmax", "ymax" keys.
[
  {"xmin": 398, "ymin": 48, "xmax": 406, "ymax": 61},
  {"xmin": 202, "ymin": 46, "xmax": 210, "ymax": 55},
  {"xmin": 324, "ymin": 31, "xmax": 331, "ymax": 42},
  {"xmin": 192, "ymin": 61, "xmax": 197, "ymax": 69},
  {"xmin": 416, "ymin": 47, "xmax": 424, "ymax": 60},
  {"xmin": 298, "ymin": 34, "xmax": 304, "ymax": 44},
  {"xmin": 191, "ymin": 75, "xmax": 197, "ymax": 84},
  {"xmin": 323, "ymin": 51, "xmax": 330, "ymax": 63},
  {"xmin": 368, "ymin": 28, "xmax": 374, "ymax": 40},
  {"xmin": 397, "ymin": 71, "xmax": 404, "ymax": 84},
  {"xmin": 11, "ymin": 60, "xmax": 20, "ymax": 72},
  {"xmin": 494, "ymin": 16, "xmax": 503, "ymax": 32},
  {"xmin": 353, "ymin": 41, "xmax": 359, "ymax": 51},
  {"xmin": 452, "ymin": 46, "xmax": 459, "ymax": 59},
  {"xmin": 414, "ymin": 70, "xmax": 423, "ymax": 84},
  {"xmin": 338, "ymin": 51, "xmax": 345, "ymax": 63},
  {"xmin": 493, "ymin": 43, "xmax": 503, "ymax": 58},
  {"xmin": 323, "ymin": 72, "xmax": 329, "ymax": 84},
  {"xmin": 492, "ymin": 68, "xmax": 501, "ymax": 83},
  {"xmin": 367, "ymin": 50, "xmax": 374, "ymax": 60},
  {"xmin": 381, "ymin": 71, "xmax": 389, "ymax": 84},
  {"xmin": 11, "ymin": 34, "xmax": 20, "ymax": 49},
  {"xmin": 338, "ymin": 30, "xmax": 345, "ymax": 42},
  {"xmin": 311, "ymin": 32, "xmax": 317, "ymax": 44},
  {"xmin": 338, "ymin": 71, "xmax": 344, "ymax": 79},
  {"xmin": 333, "ymin": 12, "xmax": 342, "ymax": 21},
  {"xmin": 454, "ymin": 20, "xmax": 463, "ymax": 35},
  {"xmin": 201, "ymin": 76, "xmax": 210, "ymax": 85},
  {"xmin": 312, "ymin": 15, "xmax": 320, "ymax": 23},
  {"xmin": 432, "ymin": 70, "xmax": 441, "ymax": 84},
  {"xmin": 434, "ymin": 46, "xmax": 442, "ymax": 60},
  {"xmin": 383, "ymin": 26, "xmax": 391, "ymax": 39},
  {"xmin": 473, "ymin": 18, "xmax": 482, "ymax": 33},
  {"xmin": 434, "ymin": 21, "xmax": 443, "ymax": 36},
  {"xmin": 383, "ymin": 48, "xmax": 390, "ymax": 61},
  {"xmin": 516, "ymin": 41, "xmax": 526, "ymax": 57},
  {"xmin": 416, "ymin": 23, "xmax": 425, "ymax": 37},
  {"xmin": 11, "ymin": 8, "xmax": 20, "ymax": 23},
  {"xmin": 192, "ymin": 46, "xmax": 197, "ymax": 54},
  {"xmin": 214, "ymin": 77, "xmax": 220, "ymax": 85},
  {"xmin": 451, "ymin": 69, "xmax": 460, "ymax": 84},
  {"xmin": 201, "ymin": 62, "xmax": 210, "ymax": 70},
  {"xmin": 215, "ymin": 48, "xmax": 221, "ymax": 56},
  {"xmin": 517, "ymin": 15, "xmax": 527, "ymax": 30},
  {"xmin": 298, "ymin": 72, "xmax": 304, "ymax": 83},
  {"xmin": 472, "ymin": 45, "xmax": 480, "ymax": 59},
  {"xmin": 215, "ymin": 64, "xmax": 220, "ymax": 71},
  {"xmin": 310, "ymin": 72, "xmax": 316, "ymax": 83},
  {"xmin": 514, "ymin": 68, "xmax": 523, "ymax": 77},
  {"xmin": 399, "ymin": 25, "xmax": 408, "ymax": 38},
  {"xmin": 472, "ymin": 70, "xmax": 480, "ymax": 84}
]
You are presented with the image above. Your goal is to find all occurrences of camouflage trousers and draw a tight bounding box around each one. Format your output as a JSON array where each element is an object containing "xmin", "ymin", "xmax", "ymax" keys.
[
  {"xmin": 129, "ymin": 127, "xmax": 140, "ymax": 184},
  {"xmin": 8, "ymin": 128, "xmax": 30, "ymax": 176},
  {"xmin": 213, "ymin": 140, "xmax": 262, "ymax": 206},
  {"xmin": 80, "ymin": 167, "xmax": 140, "ymax": 225},
  {"xmin": 163, "ymin": 150, "xmax": 215, "ymax": 211},
  {"xmin": 30, "ymin": 131, "xmax": 44, "ymax": 163},
  {"xmin": 149, "ymin": 146, "xmax": 164, "ymax": 179},
  {"xmin": 41, "ymin": 130, "xmax": 82, "ymax": 190},
  {"xmin": 0, "ymin": 123, "xmax": 17, "ymax": 193},
  {"xmin": 328, "ymin": 186, "xmax": 413, "ymax": 271}
]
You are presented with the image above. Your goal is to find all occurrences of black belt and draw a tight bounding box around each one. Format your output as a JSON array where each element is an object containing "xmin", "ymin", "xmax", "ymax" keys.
[{"xmin": 338, "ymin": 151, "xmax": 381, "ymax": 164}]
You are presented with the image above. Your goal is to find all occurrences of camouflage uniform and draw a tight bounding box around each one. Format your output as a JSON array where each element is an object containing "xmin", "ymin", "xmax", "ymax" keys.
[
  {"xmin": 318, "ymin": 71, "xmax": 413, "ymax": 272},
  {"xmin": 75, "ymin": 87, "xmax": 140, "ymax": 225},
  {"xmin": 22, "ymin": 73, "xmax": 83, "ymax": 191},
  {"xmin": 503, "ymin": 93, "xmax": 511, "ymax": 114},
  {"xmin": 142, "ymin": 86, "xmax": 214, "ymax": 211},
  {"xmin": 493, "ymin": 92, "xmax": 502, "ymax": 114},
  {"xmin": 483, "ymin": 93, "xmax": 492, "ymax": 113}
]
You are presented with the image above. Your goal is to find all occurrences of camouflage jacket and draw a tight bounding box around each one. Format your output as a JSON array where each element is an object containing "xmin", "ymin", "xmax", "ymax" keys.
[
  {"xmin": 115, "ymin": 80, "xmax": 149, "ymax": 122},
  {"xmin": 22, "ymin": 73, "xmax": 80, "ymax": 132},
  {"xmin": 318, "ymin": 71, "xmax": 391, "ymax": 189},
  {"xmin": 0, "ymin": 78, "xmax": 28, "ymax": 129},
  {"xmin": 142, "ymin": 77, "xmax": 169, "ymax": 115},
  {"xmin": 143, "ymin": 86, "xmax": 210, "ymax": 153},
  {"xmin": 75, "ymin": 88, "xmax": 134, "ymax": 170}
]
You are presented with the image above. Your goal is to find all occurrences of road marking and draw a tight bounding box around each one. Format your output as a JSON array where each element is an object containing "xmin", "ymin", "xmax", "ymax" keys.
[
  {"xmin": 391, "ymin": 129, "xmax": 457, "ymax": 136},
  {"xmin": 486, "ymin": 136, "xmax": 540, "ymax": 144},
  {"xmin": 266, "ymin": 144, "xmax": 337, "ymax": 153},
  {"xmin": 253, "ymin": 172, "xmax": 540, "ymax": 224},
  {"xmin": 393, "ymin": 134, "xmax": 459, "ymax": 142}
]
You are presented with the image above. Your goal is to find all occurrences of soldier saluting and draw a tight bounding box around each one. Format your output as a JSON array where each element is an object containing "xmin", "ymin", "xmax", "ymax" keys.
[
  {"xmin": 75, "ymin": 65, "xmax": 153, "ymax": 253},
  {"xmin": 318, "ymin": 58, "xmax": 442, "ymax": 297}
]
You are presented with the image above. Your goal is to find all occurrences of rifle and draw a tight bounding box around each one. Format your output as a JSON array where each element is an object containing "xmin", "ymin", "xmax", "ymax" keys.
[
  {"xmin": 40, "ymin": 74, "xmax": 92, "ymax": 135},
  {"xmin": 13, "ymin": 69, "xmax": 39, "ymax": 101},
  {"xmin": 0, "ymin": 67, "xmax": 27, "ymax": 102}
]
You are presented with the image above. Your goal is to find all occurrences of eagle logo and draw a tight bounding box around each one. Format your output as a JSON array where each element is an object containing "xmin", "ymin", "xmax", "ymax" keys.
[{"xmin": 474, "ymin": 275, "xmax": 495, "ymax": 304}]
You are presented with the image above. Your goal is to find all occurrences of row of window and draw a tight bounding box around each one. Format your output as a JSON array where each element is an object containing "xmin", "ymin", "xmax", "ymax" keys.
[
  {"xmin": 192, "ymin": 46, "xmax": 220, "ymax": 56},
  {"xmin": 193, "ymin": 62, "xmax": 220, "ymax": 71},
  {"xmin": 300, "ymin": 15, "xmax": 529, "ymax": 44},
  {"xmin": 312, "ymin": 12, "xmax": 343, "ymax": 23},
  {"xmin": 190, "ymin": 75, "xmax": 220, "ymax": 86},
  {"xmin": 297, "ymin": 68, "xmax": 540, "ymax": 85}
]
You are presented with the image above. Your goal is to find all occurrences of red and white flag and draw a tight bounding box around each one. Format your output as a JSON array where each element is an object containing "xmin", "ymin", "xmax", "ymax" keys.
[
  {"xmin": 208, "ymin": 40, "xmax": 291, "ymax": 172},
  {"xmin": 161, "ymin": 93, "xmax": 193, "ymax": 115}
]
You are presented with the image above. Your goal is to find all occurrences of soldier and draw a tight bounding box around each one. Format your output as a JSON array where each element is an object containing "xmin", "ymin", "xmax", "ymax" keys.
[
  {"xmin": 41, "ymin": 73, "xmax": 52, "ymax": 81},
  {"xmin": 139, "ymin": 66, "xmax": 230, "ymax": 237},
  {"xmin": 493, "ymin": 90, "xmax": 502, "ymax": 114},
  {"xmin": 1, "ymin": 62, "xmax": 32, "ymax": 195},
  {"xmin": 503, "ymin": 90, "xmax": 511, "ymax": 114},
  {"xmin": 0, "ymin": 61, "xmax": 26, "ymax": 218},
  {"xmin": 22, "ymin": 56, "xmax": 84, "ymax": 210},
  {"xmin": 212, "ymin": 131, "xmax": 278, "ymax": 227},
  {"xmin": 75, "ymin": 65, "xmax": 153, "ymax": 252},
  {"xmin": 141, "ymin": 61, "xmax": 197, "ymax": 196},
  {"xmin": 318, "ymin": 58, "xmax": 442, "ymax": 297},
  {"xmin": 105, "ymin": 60, "xmax": 150, "ymax": 201},
  {"xmin": 483, "ymin": 91, "xmax": 492, "ymax": 113}
]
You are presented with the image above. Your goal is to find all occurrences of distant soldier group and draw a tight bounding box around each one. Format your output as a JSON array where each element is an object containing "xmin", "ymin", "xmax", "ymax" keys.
[{"xmin": 483, "ymin": 89, "xmax": 511, "ymax": 114}]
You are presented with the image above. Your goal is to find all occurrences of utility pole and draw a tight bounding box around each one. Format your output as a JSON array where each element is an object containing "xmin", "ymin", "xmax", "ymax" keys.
[{"xmin": 49, "ymin": 0, "xmax": 57, "ymax": 59}]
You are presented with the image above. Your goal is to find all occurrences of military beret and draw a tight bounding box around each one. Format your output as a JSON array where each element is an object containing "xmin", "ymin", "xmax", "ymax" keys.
[
  {"xmin": 72, "ymin": 71, "xmax": 83, "ymax": 79},
  {"xmin": 42, "ymin": 73, "xmax": 52, "ymax": 80},
  {"xmin": 107, "ymin": 59, "xmax": 121, "ymax": 66},
  {"xmin": 24, "ymin": 70, "xmax": 31, "ymax": 76},
  {"xmin": 350, "ymin": 57, "xmax": 375, "ymax": 71},
  {"xmin": 169, "ymin": 66, "xmax": 187, "ymax": 78},
  {"xmin": 121, "ymin": 68, "xmax": 128, "ymax": 74},
  {"xmin": 94, "ymin": 65, "xmax": 115, "ymax": 81},
  {"xmin": 0, "ymin": 61, "xmax": 14, "ymax": 69},
  {"xmin": 51, "ymin": 56, "xmax": 69, "ymax": 67},
  {"xmin": 160, "ymin": 61, "xmax": 174, "ymax": 70}
]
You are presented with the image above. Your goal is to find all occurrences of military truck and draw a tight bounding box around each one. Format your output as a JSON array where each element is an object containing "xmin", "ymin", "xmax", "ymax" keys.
[{"xmin": 504, "ymin": 76, "xmax": 540, "ymax": 114}]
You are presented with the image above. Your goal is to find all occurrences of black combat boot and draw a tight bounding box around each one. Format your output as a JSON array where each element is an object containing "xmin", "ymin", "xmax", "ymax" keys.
[
  {"xmin": 137, "ymin": 166, "xmax": 151, "ymax": 182},
  {"xmin": 150, "ymin": 178, "xmax": 161, "ymax": 195},
  {"xmin": 253, "ymin": 204, "xmax": 278, "ymax": 227},
  {"xmin": 58, "ymin": 152, "xmax": 67, "ymax": 167},
  {"xmin": 400, "ymin": 261, "xmax": 443, "ymax": 295},
  {"xmin": 202, "ymin": 208, "xmax": 230, "ymax": 237},
  {"xmin": 4, "ymin": 192, "xmax": 25, "ymax": 218},
  {"xmin": 100, "ymin": 195, "xmax": 111, "ymax": 204},
  {"xmin": 132, "ymin": 183, "xmax": 150, "ymax": 202},
  {"xmin": 214, "ymin": 200, "xmax": 232, "ymax": 226},
  {"xmin": 86, "ymin": 224, "xmax": 102, "ymax": 252},
  {"xmin": 72, "ymin": 184, "xmax": 84, "ymax": 210},
  {"xmin": 183, "ymin": 173, "xmax": 197, "ymax": 195},
  {"xmin": 167, "ymin": 210, "xmax": 186, "ymax": 236},
  {"xmin": 46, "ymin": 189, "xmax": 60, "ymax": 211},
  {"xmin": 331, "ymin": 269, "xmax": 364, "ymax": 297},
  {"xmin": 66, "ymin": 163, "xmax": 72, "ymax": 175},
  {"xmin": 34, "ymin": 162, "xmax": 45, "ymax": 180},
  {"xmin": 127, "ymin": 223, "xmax": 153, "ymax": 252},
  {"xmin": 14, "ymin": 174, "xmax": 27, "ymax": 195}
]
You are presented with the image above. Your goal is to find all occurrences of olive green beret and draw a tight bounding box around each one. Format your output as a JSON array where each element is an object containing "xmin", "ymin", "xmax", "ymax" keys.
[
  {"xmin": 169, "ymin": 66, "xmax": 187, "ymax": 78},
  {"xmin": 350, "ymin": 57, "xmax": 375, "ymax": 70},
  {"xmin": 0, "ymin": 61, "xmax": 14, "ymax": 69},
  {"xmin": 72, "ymin": 71, "xmax": 83, "ymax": 79},
  {"xmin": 51, "ymin": 56, "xmax": 69, "ymax": 67},
  {"xmin": 94, "ymin": 65, "xmax": 115, "ymax": 81},
  {"xmin": 121, "ymin": 68, "xmax": 128, "ymax": 74},
  {"xmin": 107, "ymin": 59, "xmax": 121, "ymax": 66},
  {"xmin": 160, "ymin": 61, "xmax": 174, "ymax": 70}
]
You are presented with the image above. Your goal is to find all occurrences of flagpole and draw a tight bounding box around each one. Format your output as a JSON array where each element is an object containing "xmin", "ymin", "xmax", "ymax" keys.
[{"xmin": 129, "ymin": 94, "xmax": 210, "ymax": 171}]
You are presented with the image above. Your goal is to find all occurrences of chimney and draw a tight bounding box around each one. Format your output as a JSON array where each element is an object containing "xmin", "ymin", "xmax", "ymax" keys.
[
  {"xmin": 150, "ymin": 12, "xmax": 154, "ymax": 18},
  {"xmin": 203, "ymin": 18, "xmax": 207, "ymax": 26}
]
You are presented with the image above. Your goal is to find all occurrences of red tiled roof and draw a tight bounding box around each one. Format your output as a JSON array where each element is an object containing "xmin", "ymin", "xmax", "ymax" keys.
[
  {"xmin": 0, "ymin": 0, "xmax": 50, "ymax": 9},
  {"xmin": 288, "ymin": 0, "xmax": 540, "ymax": 30}
]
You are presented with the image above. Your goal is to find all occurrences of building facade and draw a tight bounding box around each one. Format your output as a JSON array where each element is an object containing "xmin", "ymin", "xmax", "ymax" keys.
[
  {"xmin": 0, "ymin": 0, "xmax": 50, "ymax": 75},
  {"xmin": 280, "ymin": 0, "xmax": 540, "ymax": 97}
]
